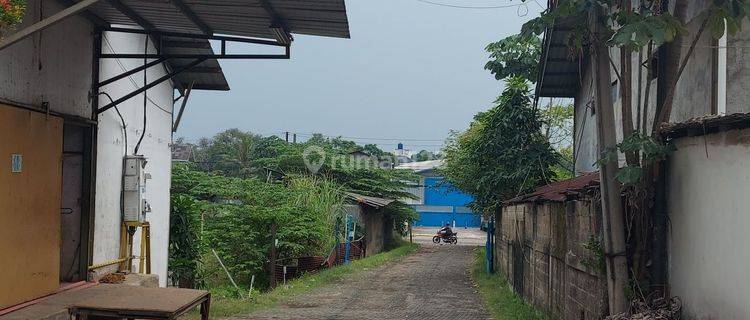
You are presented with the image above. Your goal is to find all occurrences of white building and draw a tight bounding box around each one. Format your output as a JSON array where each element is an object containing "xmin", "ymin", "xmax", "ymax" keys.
[{"xmin": 0, "ymin": 0, "xmax": 349, "ymax": 310}]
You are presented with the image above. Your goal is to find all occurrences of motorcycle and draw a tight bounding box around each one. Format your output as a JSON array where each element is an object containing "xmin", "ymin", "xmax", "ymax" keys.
[{"xmin": 432, "ymin": 232, "xmax": 458, "ymax": 244}]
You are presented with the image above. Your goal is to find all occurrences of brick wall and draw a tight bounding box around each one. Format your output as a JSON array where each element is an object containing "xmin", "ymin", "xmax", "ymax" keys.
[{"xmin": 495, "ymin": 200, "xmax": 607, "ymax": 320}]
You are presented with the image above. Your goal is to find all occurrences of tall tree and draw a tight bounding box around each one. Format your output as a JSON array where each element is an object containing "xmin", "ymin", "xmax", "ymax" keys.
[
  {"xmin": 442, "ymin": 77, "xmax": 559, "ymax": 214},
  {"xmin": 484, "ymin": 34, "xmax": 542, "ymax": 83}
]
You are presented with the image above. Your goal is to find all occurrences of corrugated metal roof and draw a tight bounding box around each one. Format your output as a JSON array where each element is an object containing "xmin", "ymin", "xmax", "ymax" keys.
[
  {"xmin": 395, "ymin": 160, "xmax": 444, "ymax": 173},
  {"xmin": 161, "ymin": 36, "xmax": 229, "ymax": 91},
  {"xmin": 88, "ymin": 0, "xmax": 350, "ymax": 40},
  {"xmin": 86, "ymin": 0, "xmax": 349, "ymax": 91},
  {"xmin": 505, "ymin": 171, "xmax": 599, "ymax": 204},
  {"xmin": 346, "ymin": 192, "xmax": 395, "ymax": 209},
  {"xmin": 536, "ymin": 15, "xmax": 583, "ymax": 98},
  {"xmin": 660, "ymin": 112, "xmax": 750, "ymax": 139}
]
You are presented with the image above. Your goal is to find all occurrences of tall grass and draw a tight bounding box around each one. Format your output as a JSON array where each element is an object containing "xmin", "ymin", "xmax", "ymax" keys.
[
  {"xmin": 471, "ymin": 247, "xmax": 549, "ymax": 320},
  {"xmin": 287, "ymin": 175, "xmax": 345, "ymax": 254}
]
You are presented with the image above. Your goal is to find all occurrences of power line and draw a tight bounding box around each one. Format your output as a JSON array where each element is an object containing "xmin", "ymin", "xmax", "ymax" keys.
[{"xmin": 415, "ymin": 0, "xmax": 527, "ymax": 9}]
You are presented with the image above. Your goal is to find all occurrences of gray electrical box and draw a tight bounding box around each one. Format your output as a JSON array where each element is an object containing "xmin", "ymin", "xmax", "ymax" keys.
[{"xmin": 123, "ymin": 155, "xmax": 151, "ymax": 222}]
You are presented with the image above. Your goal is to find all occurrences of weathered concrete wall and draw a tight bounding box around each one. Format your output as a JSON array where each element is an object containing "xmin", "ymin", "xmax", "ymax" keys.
[
  {"xmin": 667, "ymin": 127, "xmax": 750, "ymax": 319},
  {"xmin": 573, "ymin": 62, "xmax": 599, "ymax": 174},
  {"xmin": 0, "ymin": 0, "xmax": 93, "ymax": 118},
  {"xmin": 94, "ymin": 31, "xmax": 174, "ymax": 286},
  {"xmin": 670, "ymin": 11, "xmax": 714, "ymax": 123},
  {"xmin": 497, "ymin": 201, "xmax": 607, "ymax": 320},
  {"xmin": 363, "ymin": 207, "xmax": 385, "ymax": 255},
  {"xmin": 727, "ymin": 23, "xmax": 750, "ymax": 114},
  {"xmin": 346, "ymin": 204, "xmax": 388, "ymax": 256}
]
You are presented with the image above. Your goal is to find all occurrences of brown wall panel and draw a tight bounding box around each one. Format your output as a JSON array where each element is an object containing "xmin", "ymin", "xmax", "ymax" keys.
[{"xmin": 0, "ymin": 104, "xmax": 63, "ymax": 309}]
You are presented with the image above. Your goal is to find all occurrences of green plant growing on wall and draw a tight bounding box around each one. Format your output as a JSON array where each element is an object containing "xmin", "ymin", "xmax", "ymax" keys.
[
  {"xmin": 581, "ymin": 234, "xmax": 606, "ymax": 275},
  {"xmin": 599, "ymin": 132, "xmax": 674, "ymax": 187}
]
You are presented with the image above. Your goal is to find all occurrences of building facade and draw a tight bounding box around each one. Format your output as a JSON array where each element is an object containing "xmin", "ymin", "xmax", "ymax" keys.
[
  {"xmin": 535, "ymin": 1, "xmax": 750, "ymax": 317},
  {"xmin": 0, "ymin": 0, "xmax": 350, "ymax": 310},
  {"xmin": 397, "ymin": 160, "xmax": 481, "ymax": 228}
]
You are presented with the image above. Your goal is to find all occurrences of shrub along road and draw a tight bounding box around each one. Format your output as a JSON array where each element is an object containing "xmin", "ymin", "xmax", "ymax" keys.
[{"xmin": 232, "ymin": 245, "xmax": 491, "ymax": 320}]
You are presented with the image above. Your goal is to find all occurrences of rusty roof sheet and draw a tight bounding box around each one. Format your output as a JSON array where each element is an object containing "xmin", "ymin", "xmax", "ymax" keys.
[
  {"xmin": 346, "ymin": 192, "xmax": 395, "ymax": 209},
  {"xmin": 659, "ymin": 112, "xmax": 750, "ymax": 139},
  {"xmin": 505, "ymin": 171, "xmax": 599, "ymax": 205}
]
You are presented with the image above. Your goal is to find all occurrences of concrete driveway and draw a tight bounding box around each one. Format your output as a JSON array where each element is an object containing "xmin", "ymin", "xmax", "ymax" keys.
[
  {"xmin": 410, "ymin": 227, "xmax": 487, "ymax": 247},
  {"xmin": 236, "ymin": 245, "xmax": 491, "ymax": 320}
]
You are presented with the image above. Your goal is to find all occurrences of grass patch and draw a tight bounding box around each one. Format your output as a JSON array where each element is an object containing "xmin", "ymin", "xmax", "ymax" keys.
[
  {"xmin": 186, "ymin": 242, "xmax": 419, "ymax": 319},
  {"xmin": 471, "ymin": 247, "xmax": 548, "ymax": 320}
]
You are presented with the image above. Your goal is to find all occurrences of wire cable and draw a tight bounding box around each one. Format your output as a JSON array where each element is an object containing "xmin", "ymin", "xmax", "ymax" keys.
[
  {"xmin": 134, "ymin": 36, "xmax": 148, "ymax": 155},
  {"xmin": 101, "ymin": 35, "xmax": 171, "ymax": 115},
  {"xmin": 97, "ymin": 92, "xmax": 129, "ymax": 235},
  {"xmin": 99, "ymin": 92, "xmax": 128, "ymax": 156}
]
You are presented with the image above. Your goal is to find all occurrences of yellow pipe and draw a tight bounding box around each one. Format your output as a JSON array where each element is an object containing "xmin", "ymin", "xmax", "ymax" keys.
[{"xmin": 88, "ymin": 257, "xmax": 130, "ymax": 270}]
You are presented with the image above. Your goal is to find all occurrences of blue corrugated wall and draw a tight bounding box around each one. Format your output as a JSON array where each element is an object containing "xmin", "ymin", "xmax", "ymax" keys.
[{"xmin": 413, "ymin": 177, "xmax": 481, "ymax": 227}]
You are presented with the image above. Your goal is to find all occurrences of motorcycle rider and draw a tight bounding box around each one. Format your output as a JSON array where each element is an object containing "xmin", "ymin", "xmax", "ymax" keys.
[{"xmin": 438, "ymin": 223, "xmax": 453, "ymax": 238}]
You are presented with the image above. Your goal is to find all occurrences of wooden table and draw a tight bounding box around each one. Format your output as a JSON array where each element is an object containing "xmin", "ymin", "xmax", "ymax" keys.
[{"xmin": 70, "ymin": 285, "xmax": 210, "ymax": 320}]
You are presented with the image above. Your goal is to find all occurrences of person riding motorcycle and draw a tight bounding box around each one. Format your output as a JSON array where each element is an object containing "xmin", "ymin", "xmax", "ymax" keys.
[{"xmin": 438, "ymin": 223, "xmax": 453, "ymax": 238}]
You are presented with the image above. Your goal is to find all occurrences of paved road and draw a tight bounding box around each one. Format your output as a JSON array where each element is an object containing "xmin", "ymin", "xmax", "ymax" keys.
[
  {"xmin": 411, "ymin": 227, "xmax": 487, "ymax": 246},
  {"xmin": 235, "ymin": 245, "xmax": 491, "ymax": 320}
]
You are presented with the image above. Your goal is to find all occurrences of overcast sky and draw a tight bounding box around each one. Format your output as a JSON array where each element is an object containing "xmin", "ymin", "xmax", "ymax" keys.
[{"xmin": 176, "ymin": 0, "xmax": 542, "ymax": 153}]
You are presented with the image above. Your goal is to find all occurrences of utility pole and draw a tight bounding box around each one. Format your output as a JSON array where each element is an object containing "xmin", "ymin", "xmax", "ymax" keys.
[
  {"xmin": 268, "ymin": 223, "xmax": 277, "ymax": 288},
  {"xmin": 285, "ymin": 131, "xmax": 289, "ymax": 143},
  {"xmin": 293, "ymin": 133, "xmax": 297, "ymax": 143},
  {"xmin": 344, "ymin": 214, "xmax": 353, "ymax": 264},
  {"xmin": 591, "ymin": 10, "xmax": 629, "ymax": 315}
]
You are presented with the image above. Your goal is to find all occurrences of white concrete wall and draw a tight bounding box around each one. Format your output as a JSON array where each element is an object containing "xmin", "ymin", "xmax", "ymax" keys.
[
  {"xmin": 0, "ymin": 0, "xmax": 92, "ymax": 118},
  {"xmin": 95, "ymin": 31, "xmax": 174, "ymax": 286},
  {"xmin": 0, "ymin": 0, "xmax": 174, "ymax": 287},
  {"xmin": 667, "ymin": 128, "xmax": 750, "ymax": 319}
]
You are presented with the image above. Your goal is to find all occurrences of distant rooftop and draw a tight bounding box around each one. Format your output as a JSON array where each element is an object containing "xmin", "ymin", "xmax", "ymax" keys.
[{"xmin": 395, "ymin": 160, "xmax": 444, "ymax": 173}]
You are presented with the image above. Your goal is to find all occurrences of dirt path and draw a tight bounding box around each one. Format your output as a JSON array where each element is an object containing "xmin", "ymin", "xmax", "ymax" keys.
[{"xmin": 233, "ymin": 245, "xmax": 491, "ymax": 320}]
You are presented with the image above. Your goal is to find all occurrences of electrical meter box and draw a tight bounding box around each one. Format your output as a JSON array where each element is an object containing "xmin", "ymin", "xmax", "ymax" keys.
[{"xmin": 123, "ymin": 155, "xmax": 151, "ymax": 222}]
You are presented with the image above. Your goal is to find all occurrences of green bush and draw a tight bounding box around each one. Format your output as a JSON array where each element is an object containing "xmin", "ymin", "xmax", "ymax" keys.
[
  {"xmin": 169, "ymin": 194, "xmax": 202, "ymax": 288},
  {"xmin": 170, "ymin": 165, "xmax": 351, "ymax": 290}
]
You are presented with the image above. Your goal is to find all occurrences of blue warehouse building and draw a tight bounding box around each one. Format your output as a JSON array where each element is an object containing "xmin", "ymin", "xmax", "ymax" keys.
[{"xmin": 396, "ymin": 160, "xmax": 481, "ymax": 228}]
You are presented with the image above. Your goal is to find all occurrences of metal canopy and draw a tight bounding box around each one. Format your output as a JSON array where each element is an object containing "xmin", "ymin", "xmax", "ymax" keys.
[
  {"xmin": 87, "ymin": 0, "xmax": 350, "ymax": 114},
  {"xmin": 535, "ymin": 15, "xmax": 583, "ymax": 98},
  {"xmin": 89, "ymin": 0, "xmax": 350, "ymax": 94},
  {"xmin": 87, "ymin": 0, "xmax": 351, "ymax": 40},
  {"xmin": 162, "ymin": 36, "xmax": 229, "ymax": 91},
  {"xmin": 0, "ymin": 0, "xmax": 350, "ymax": 115}
]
